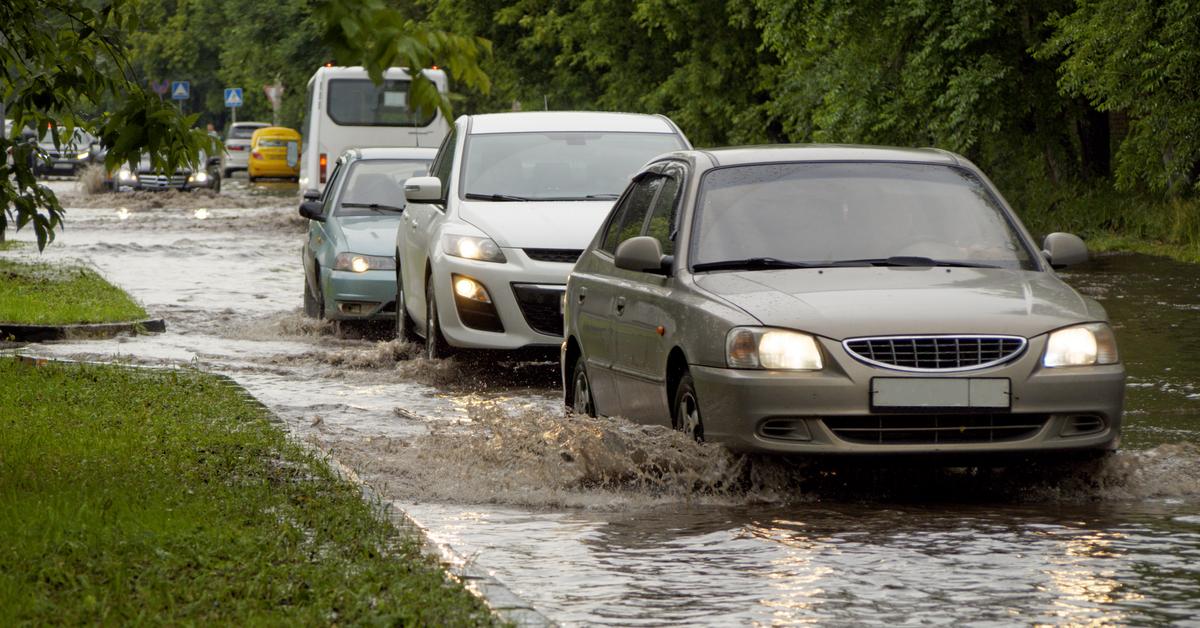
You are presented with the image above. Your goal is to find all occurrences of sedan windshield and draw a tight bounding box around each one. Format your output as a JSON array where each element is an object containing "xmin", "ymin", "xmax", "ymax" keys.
[
  {"xmin": 692, "ymin": 162, "xmax": 1037, "ymax": 271},
  {"xmin": 462, "ymin": 131, "xmax": 685, "ymax": 201},
  {"xmin": 334, "ymin": 160, "xmax": 430, "ymax": 217}
]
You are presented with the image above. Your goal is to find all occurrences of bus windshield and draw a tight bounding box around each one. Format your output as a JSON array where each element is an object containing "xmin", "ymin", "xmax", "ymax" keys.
[{"xmin": 326, "ymin": 79, "xmax": 435, "ymax": 127}]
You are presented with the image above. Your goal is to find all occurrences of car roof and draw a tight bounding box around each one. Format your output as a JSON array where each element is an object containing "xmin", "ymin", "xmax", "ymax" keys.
[
  {"xmin": 466, "ymin": 111, "xmax": 680, "ymax": 135},
  {"xmin": 682, "ymin": 144, "xmax": 962, "ymax": 167},
  {"xmin": 346, "ymin": 147, "xmax": 438, "ymax": 161}
]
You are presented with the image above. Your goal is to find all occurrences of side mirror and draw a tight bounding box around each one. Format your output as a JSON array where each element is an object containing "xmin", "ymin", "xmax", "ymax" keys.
[
  {"xmin": 302, "ymin": 188, "xmax": 321, "ymax": 202},
  {"xmin": 614, "ymin": 236, "xmax": 671, "ymax": 275},
  {"xmin": 299, "ymin": 200, "xmax": 325, "ymax": 222},
  {"xmin": 1042, "ymin": 232, "xmax": 1088, "ymax": 269},
  {"xmin": 404, "ymin": 176, "xmax": 443, "ymax": 203}
]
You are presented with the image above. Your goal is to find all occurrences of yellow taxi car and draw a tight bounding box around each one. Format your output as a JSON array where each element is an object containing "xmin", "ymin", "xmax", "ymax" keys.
[{"xmin": 247, "ymin": 126, "xmax": 302, "ymax": 182}]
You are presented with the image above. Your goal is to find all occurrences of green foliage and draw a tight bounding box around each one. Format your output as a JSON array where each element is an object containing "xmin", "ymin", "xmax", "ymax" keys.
[
  {"xmin": 0, "ymin": 359, "xmax": 497, "ymax": 624},
  {"xmin": 1043, "ymin": 0, "xmax": 1200, "ymax": 194},
  {"xmin": 424, "ymin": 0, "xmax": 1200, "ymax": 232},
  {"xmin": 1, "ymin": 0, "xmax": 218, "ymax": 249}
]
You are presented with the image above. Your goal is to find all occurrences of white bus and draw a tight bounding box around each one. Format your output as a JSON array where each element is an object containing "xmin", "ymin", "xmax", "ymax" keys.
[{"xmin": 298, "ymin": 66, "xmax": 449, "ymax": 196}]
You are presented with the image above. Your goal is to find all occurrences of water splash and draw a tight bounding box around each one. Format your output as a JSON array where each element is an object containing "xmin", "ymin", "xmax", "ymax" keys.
[{"xmin": 331, "ymin": 403, "xmax": 1200, "ymax": 509}]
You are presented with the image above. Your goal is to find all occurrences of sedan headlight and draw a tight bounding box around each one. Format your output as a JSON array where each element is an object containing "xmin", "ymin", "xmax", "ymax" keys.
[
  {"xmin": 75, "ymin": 151, "xmax": 90, "ymax": 160},
  {"xmin": 188, "ymin": 171, "xmax": 210, "ymax": 183},
  {"xmin": 117, "ymin": 168, "xmax": 137, "ymax": 181},
  {"xmin": 443, "ymin": 234, "xmax": 506, "ymax": 263},
  {"xmin": 334, "ymin": 253, "xmax": 395, "ymax": 273},
  {"xmin": 726, "ymin": 327, "xmax": 823, "ymax": 370},
  {"xmin": 1043, "ymin": 323, "xmax": 1119, "ymax": 367}
]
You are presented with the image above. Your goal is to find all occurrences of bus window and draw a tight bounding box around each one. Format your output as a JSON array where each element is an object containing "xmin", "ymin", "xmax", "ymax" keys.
[{"xmin": 327, "ymin": 79, "xmax": 434, "ymax": 127}]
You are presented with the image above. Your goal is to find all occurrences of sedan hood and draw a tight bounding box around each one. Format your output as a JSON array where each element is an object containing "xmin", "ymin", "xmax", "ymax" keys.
[
  {"xmin": 336, "ymin": 216, "xmax": 405, "ymax": 257},
  {"xmin": 458, "ymin": 200, "xmax": 613, "ymax": 249},
  {"xmin": 695, "ymin": 267, "xmax": 1100, "ymax": 340}
]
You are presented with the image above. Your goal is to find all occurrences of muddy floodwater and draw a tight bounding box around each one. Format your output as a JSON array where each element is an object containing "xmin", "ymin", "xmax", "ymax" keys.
[{"xmin": 6, "ymin": 177, "xmax": 1200, "ymax": 625}]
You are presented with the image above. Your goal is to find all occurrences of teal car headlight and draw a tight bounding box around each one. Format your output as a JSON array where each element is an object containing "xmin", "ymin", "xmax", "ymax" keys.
[
  {"xmin": 726, "ymin": 327, "xmax": 823, "ymax": 370},
  {"xmin": 334, "ymin": 253, "xmax": 395, "ymax": 273},
  {"xmin": 1043, "ymin": 323, "xmax": 1119, "ymax": 367},
  {"xmin": 443, "ymin": 234, "xmax": 506, "ymax": 263}
]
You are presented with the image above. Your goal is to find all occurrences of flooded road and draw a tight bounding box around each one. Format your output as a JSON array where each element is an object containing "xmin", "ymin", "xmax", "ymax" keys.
[{"xmin": 6, "ymin": 177, "xmax": 1200, "ymax": 625}]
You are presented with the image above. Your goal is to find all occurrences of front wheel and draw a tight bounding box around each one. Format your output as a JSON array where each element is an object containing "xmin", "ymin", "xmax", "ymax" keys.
[
  {"xmin": 672, "ymin": 372, "xmax": 704, "ymax": 442},
  {"xmin": 303, "ymin": 271, "xmax": 323, "ymax": 318},
  {"xmin": 570, "ymin": 354, "xmax": 596, "ymax": 417},
  {"xmin": 424, "ymin": 274, "xmax": 454, "ymax": 359},
  {"xmin": 394, "ymin": 261, "xmax": 420, "ymax": 343}
]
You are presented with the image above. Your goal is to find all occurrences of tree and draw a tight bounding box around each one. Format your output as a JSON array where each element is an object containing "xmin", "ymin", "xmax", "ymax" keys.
[
  {"xmin": 1043, "ymin": 0, "xmax": 1200, "ymax": 194},
  {"xmin": 1, "ymin": 0, "xmax": 490, "ymax": 249}
]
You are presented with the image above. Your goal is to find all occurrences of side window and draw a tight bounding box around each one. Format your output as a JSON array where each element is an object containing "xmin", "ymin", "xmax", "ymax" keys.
[
  {"xmin": 430, "ymin": 127, "xmax": 457, "ymax": 202},
  {"xmin": 643, "ymin": 168, "xmax": 683, "ymax": 256},
  {"xmin": 600, "ymin": 175, "xmax": 663, "ymax": 254}
]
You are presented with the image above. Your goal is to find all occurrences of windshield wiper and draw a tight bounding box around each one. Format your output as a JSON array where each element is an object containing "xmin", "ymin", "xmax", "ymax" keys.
[
  {"xmin": 692, "ymin": 257, "xmax": 819, "ymax": 272},
  {"xmin": 464, "ymin": 192, "xmax": 531, "ymax": 202},
  {"xmin": 825, "ymin": 256, "xmax": 1001, "ymax": 268},
  {"xmin": 583, "ymin": 193, "xmax": 620, "ymax": 199},
  {"xmin": 340, "ymin": 202, "xmax": 404, "ymax": 212}
]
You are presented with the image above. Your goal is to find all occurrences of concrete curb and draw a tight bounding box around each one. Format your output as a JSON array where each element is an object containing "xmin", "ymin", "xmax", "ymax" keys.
[
  {"xmin": 1, "ymin": 318, "xmax": 166, "ymax": 342},
  {"xmin": 9, "ymin": 354, "xmax": 553, "ymax": 627}
]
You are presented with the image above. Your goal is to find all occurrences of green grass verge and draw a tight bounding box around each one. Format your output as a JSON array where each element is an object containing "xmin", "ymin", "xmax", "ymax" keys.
[
  {"xmin": 0, "ymin": 359, "xmax": 497, "ymax": 625},
  {"xmin": 1011, "ymin": 180, "xmax": 1200, "ymax": 263},
  {"xmin": 0, "ymin": 240, "xmax": 30, "ymax": 251},
  {"xmin": 0, "ymin": 259, "xmax": 148, "ymax": 325}
]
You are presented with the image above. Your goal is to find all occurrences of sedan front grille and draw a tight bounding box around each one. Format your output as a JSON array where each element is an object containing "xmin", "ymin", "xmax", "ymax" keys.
[
  {"xmin": 843, "ymin": 335, "xmax": 1026, "ymax": 372},
  {"xmin": 511, "ymin": 283, "xmax": 565, "ymax": 337},
  {"xmin": 524, "ymin": 248, "xmax": 582, "ymax": 264},
  {"xmin": 137, "ymin": 173, "xmax": 188, "ymax": 190},
  {"xmin": 824, "ymin": 413, "xmax": 1048, "ymax": 445}
]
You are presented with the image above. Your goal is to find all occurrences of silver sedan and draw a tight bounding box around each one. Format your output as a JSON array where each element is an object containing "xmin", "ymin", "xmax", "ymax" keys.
[{"xmin": 562, "ymin": 145, "xmax": 1124, "ymax": 456}]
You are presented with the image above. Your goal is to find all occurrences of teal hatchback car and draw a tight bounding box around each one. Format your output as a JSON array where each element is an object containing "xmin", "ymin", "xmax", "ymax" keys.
[{"xmin": 300, "ymin": 147, "xmax": 435, "ymax": 327}]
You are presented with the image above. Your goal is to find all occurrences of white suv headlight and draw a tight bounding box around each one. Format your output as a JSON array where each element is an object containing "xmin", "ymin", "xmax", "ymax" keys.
[
  {"xmin": 726, "ymin": 327, "xmax": 823, "ymax": 370},
  {"xmin": 1043, "ymin": 323, "xmax": 1119, "ymax": 367},
  {"xmin": 443, "ymin": 234, "xmax": 506, "ymax": 263},
  {"xmin": 334, "ymin": 253, "xmax": 395, "ymax": 273}
]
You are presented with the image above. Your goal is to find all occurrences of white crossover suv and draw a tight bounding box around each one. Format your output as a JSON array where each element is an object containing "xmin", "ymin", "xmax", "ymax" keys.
[{"xmin": 395, "ymin": 111, "xmax": 690, "ymax": 358}]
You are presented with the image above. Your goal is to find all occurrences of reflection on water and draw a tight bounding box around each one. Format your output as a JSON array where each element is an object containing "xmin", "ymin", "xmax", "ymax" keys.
[{"xmin": 4, "ymin": 193, "xmax": 1199, "ymax": 627}]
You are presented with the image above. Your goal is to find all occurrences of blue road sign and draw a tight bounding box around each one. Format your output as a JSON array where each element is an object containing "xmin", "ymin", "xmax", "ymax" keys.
[
  {"xmin": 170, "ymin": 81, "xmax": 190, "ymax": 100},
  {"xmin": 224, "ymin": 87, "xmax": 243, "ymax": 107}
]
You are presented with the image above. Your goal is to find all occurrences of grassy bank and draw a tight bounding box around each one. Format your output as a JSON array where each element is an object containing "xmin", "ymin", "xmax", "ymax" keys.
[
  {"xmin": 1013, "ymin": 182, "xmax": 1200, "ymax": 263},
  {"xmin": 0, "ymin": 258, "xmax": 147, "ymax": 324},
  {"xmin": 0, "ymin": 358, "xmax": 496, "ymax": 625}
]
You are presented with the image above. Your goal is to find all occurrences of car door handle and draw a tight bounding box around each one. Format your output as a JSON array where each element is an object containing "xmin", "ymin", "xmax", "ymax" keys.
[
  {"xmin": 615, "ymin": 296, "xmax": 625, "ymax": 315},
  {"xmin": 577, "ymin": 287, "xmax": 587, "ymax": 303}
]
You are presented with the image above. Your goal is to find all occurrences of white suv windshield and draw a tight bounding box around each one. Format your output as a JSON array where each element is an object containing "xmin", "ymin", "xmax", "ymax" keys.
[
  {"xmin": 692, "ymin": 162, "xmax": 1037, "ymax": 271},
  {"xmin": 461, "ymin": 131, "xmax": 685, "ymax": 201}
]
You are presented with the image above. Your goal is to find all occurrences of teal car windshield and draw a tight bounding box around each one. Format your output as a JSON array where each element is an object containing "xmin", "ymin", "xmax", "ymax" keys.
[
  {"xmin": 334, "ymin": 160, "xmax": 430, "ymax": 217},
  {"xmin": 461, "ymin": 132, "xmax": 686, "ymax": 201},
  {"xmin": 691, "ymin": 162, "xmax": 1038, "ymax": 271}
]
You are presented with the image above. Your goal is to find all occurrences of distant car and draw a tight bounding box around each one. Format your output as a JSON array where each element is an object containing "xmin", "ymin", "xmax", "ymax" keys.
[
  {"xmin": 563, "ymin": 145, "xmax": 1125, "ymax": 457},
  {"xmin": 221, "ymin": 121, "xmax": 269, "ymax": 176},
  {"xmin": 299, "ymin": 147, "xmax": 436, "ymax": 325},
  {"xmin": 111, "ymin": 152, "xmax": 220, "ymax": 192},
  {"xmin": 247, "ymin": 126, "xmax": 302, "ymax": 182},
  {"xmin": 31, "ymin": 127, "xmax": 100, "ymax": 177},
  {"xmin": 397, "ymin": 111, "xmax": 690, "ymax": 358}
]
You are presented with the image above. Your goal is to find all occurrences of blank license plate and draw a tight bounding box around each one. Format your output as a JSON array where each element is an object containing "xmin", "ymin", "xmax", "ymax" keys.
[{"xmin": 871, "ymin": 378, "xmax": 1010, "ymax": 409}]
